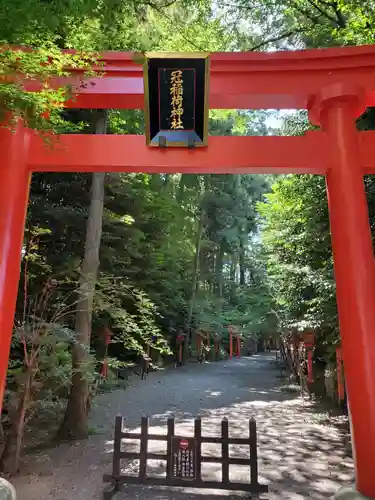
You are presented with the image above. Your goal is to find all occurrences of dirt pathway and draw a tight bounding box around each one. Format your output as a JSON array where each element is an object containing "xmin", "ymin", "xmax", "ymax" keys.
[{"xmin": 13, "ymin": 353, "xmax": 353, "ymax": 500}]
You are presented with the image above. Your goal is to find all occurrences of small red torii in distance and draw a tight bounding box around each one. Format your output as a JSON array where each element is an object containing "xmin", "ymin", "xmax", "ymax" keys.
[
  {"xmin": 1, "ymin": 44, "xmax": 375, "ymax": 498},
  {"xmin": 227, "ymin": 325, "xmax": 241, "ymax": 359}
]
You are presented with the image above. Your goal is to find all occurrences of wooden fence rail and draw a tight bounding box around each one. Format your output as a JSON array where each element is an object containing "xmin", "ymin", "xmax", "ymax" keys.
[{"xmin": 103, "ymin": 415, "xmax": 268, "ymax": 499}]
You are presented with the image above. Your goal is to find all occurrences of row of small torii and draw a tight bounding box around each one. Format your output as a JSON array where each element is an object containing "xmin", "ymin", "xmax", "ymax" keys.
[
  {"xmin": 99, "ymin": 326, "xmax": 345, "ymax": 404},
  {"xmin": 281, "ymin": 331, "xmax": 345, "ymax": 404},
  {"xmin": 175, "ymin": 325, "xmax": 242, "ymax": 366},
  {"xmin": 98, "ymin": 325, "xmax": 242, "ymax": 379}
]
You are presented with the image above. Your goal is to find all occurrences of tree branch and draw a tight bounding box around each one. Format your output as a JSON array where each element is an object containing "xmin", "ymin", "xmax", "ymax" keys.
[
  {"xmin": 305, "ymin": 0, "xmax": 339, "ymax": 25},
  {"xmin": 249, "ymin": 28, "xmax": 308, "ymax": 52},
  {"xmin": 142, "ymin": 0, "xmax": 179, "ymax": 8},
  {"xmin": 315, "ymin": 0, "xmax": 336, "ymax": 7},
  {"xmin": 330, "ymin": 0, "xmax": 346, "ymax": 28},
  {"xmin": 149, "ymin": 4, "xmax": 207, "ymax": 51},
  {"xmin": 289, "ymin": 0, "xmax": 325, "ymax": 25}
]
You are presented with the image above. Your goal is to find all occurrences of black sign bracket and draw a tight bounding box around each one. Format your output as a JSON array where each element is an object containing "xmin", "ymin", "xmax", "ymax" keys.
[
  {"xmin": 188, "ymin": 136, "xmax": 196, "ymax": 149},
  {"xmin": 158, "ymin": 135, "xmax": 167, "ymax": 148}
]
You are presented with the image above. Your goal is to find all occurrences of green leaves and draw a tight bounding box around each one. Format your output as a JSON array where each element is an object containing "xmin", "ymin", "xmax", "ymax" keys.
[
  {"xmin": 257, "ymin": 172, "xmax": 338, "ymax": 357},
  {"xmin": 216, "ymin": 0, "xmax": 375, "ymax": 50},
  {"xmin": 0, "ymin": 47, "xmax": 95, "ymax": 131},
  {"xmin": 0, "ymin": 0, "xmax": 234, "ymax": 133}
]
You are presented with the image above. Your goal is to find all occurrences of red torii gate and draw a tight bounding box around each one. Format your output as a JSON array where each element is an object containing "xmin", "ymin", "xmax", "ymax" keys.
[{"xmin": 1, "ymin": 45, "xmax": 375, "ymax": 498}]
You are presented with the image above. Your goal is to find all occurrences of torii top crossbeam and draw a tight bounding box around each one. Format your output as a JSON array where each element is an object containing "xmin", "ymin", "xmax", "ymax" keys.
[
  {"xmin": 30, "ymin": 44, "xmax": 375, "ymax": 110},
  {"xmin": 27, "ymin": 44, "xmax": 375, "ymax": 174}
]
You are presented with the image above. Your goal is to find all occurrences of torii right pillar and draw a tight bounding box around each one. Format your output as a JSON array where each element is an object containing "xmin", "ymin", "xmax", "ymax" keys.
[{"xmin": 309, "ymin": 84, "xmax": 375, "ymax": 500}]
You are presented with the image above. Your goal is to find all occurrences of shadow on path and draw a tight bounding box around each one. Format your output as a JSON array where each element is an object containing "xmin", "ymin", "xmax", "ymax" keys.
[{"xmin": 13, "ymin": 353, "xmax": 353, "ymax": 500}]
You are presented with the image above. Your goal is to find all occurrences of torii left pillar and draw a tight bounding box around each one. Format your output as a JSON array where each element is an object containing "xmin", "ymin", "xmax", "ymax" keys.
[{"xmin": 0, "ymin": 122, "xmax": 31, "ymax": 413}]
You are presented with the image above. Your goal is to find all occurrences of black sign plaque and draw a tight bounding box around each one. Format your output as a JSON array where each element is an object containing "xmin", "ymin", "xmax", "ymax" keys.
[
  {"xmin": 170, "ymin": 437, "xmax": 196, "ymax": 480},
  {"xmin": 143, "ymin": 53, "xmax": 210, "ymax": 148}
]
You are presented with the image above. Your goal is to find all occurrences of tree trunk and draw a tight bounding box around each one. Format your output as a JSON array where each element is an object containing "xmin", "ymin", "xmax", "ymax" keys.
[
  {"xmin": 239, "ymin": 233, "xmax": 246, "ymax": 285},
  {"xmin": 0, "ymin": 368, "xmax": 33, "ymax": 473},
  {"xmin": 215, "ymin": 242, "xmax": 224, "ymax": 297},
  {"xmin": 58, "ymin": 110, "xmax": 107, "ymax": 440},
  {"xmin": 184, "ymin": 207, "xmax": 205, "ymax": 360},
  {"xmin": 163, "ymin": 174, "xmax": 170, "ymax": 188},
  {"xmin": 230, "ymin": 255, "xmax": 236, "ymax": 282},
  {"xmin": 234, "ymin": 174, "xmax": 247, "ymax": 286},
  {"xmin": 230, "ymin": 255, "xmax": 237, "ymax": 301}
]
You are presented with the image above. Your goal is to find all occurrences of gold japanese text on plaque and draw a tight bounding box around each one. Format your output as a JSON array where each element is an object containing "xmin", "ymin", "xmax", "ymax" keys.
[{"xmin": 170, "ymin": 70, "xmax": 184, "ymax": 130}]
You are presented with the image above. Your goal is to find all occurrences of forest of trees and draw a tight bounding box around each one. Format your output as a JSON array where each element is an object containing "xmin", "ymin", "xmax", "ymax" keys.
[{"xmin": 0, "ymin": 0, "xmax": 375, "ymax": 474}]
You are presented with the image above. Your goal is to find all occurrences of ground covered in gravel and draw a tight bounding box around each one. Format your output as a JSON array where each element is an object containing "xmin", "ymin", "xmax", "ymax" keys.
[{"xmin": 13, "ymin": 353, "xmax": 353, "ymax": 500}]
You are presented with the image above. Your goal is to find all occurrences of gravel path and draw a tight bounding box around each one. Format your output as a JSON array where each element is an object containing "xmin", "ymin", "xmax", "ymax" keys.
[{"xmin": 13, "ymin": 353, "xmax": 353, "ymax": 500}]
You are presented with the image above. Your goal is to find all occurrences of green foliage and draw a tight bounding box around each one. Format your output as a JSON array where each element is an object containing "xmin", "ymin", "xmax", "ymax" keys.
[
  {"xmin": 257, "ymin": 175, "xmax": 338, "ymax": 351},
  {"xmin": 0, "ymin": 0, "xmax": 231, "ymax": 133},
  {"xmin": 1, "ymin": 269, "xmax": 98, "ymax": 472},
  {"xmin": 95, "ymin": 277, "xmax": 171, "ymax": 357},
  {"xmin": 7, "ymin": 322, "xmax": 76, "ymax": 415},
  {"xmin": 258, "ymin": 103, "xmax": 375, "ymax": 361},
  {"xmin": 0, "ymin": 47, "xmax": 95, "ymax": 131},
  {"xmin": 0, "ymin": 5, "xmax": 256, "ymax": 430},
  {"xmin": 249, "ymin": 0, "xmax": 375, "ymax": 367},
  {"xmin": 184, "ymin": 169, "xmax": 273, "ymax": 342},
  {"xmin": 217, "ymin": 0, "xmax": 375, "ymax": 50}
]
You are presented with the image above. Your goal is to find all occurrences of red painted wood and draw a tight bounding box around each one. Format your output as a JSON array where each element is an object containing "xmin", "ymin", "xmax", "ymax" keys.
[
  {"xmin": 23, "ymin": 45, "xmax": 375, "ymax": 110},
  {"xmin": 29, "ymin": 133, "xmax": 327, "ymax": 173},
  {"xmin": 307, "ymin": 350, "xmax": 313, "ymax": 384},
  {"xmin": 319, "ymin": 90, "xmax": 375, "ymax": 497},
  {"xmin": 236, "ymin": 337, "xmax": 241, "ymax": 358},
  {"xmin": 28, "ymin": 131, "xmax": 375, "ymax": 174},
  {"xmin": 336, "ymin": 347, "xmax": 345, "ymax": 402},
  {"xmin": 302, "ymin": 331, "xmax": 315, "ymax": 347},
  {"xmin": 0, "ymin": 123, "xmax": 31, "ymax": 412}
]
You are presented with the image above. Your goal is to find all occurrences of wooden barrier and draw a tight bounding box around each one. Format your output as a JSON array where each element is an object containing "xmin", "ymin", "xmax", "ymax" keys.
[{"xmin": 103, "ymin": 416, "xmax": 269, "ymax": 499}]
